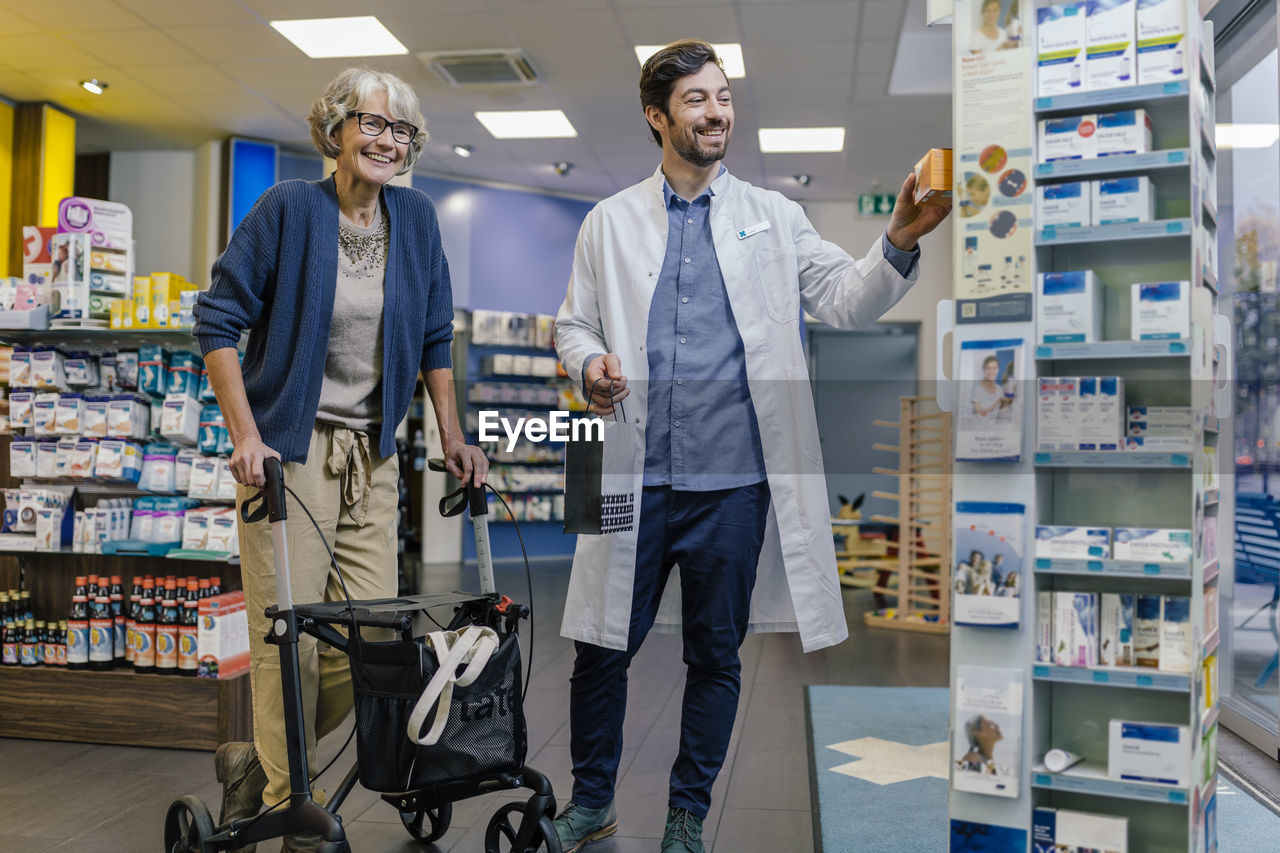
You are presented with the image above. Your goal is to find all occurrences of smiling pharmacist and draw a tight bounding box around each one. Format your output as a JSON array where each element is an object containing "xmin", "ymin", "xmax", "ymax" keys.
[{"xmin": 550, "ymin": 40, "xmax": 952, "ymax": 853}]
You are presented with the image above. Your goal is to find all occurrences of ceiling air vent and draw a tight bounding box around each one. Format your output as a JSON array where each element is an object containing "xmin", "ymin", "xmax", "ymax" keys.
[{"xmin": 418, "ymin": 49, "xmax": 539, "ymax": 87}]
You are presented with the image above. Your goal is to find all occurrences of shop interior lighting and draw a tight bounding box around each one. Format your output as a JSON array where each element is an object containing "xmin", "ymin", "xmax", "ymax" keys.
[
  {"xmin": 758, "ymin": 127, "xmax": 846, "ymax": 153},
  {"xmin": 794, "ymin": 174, "xmax": 812, "ymax": 186},
  {"xmin": 475, "ymin": 110, "xmax": 577, "ymax": 139},
  {"xmin": 80, "ymin": 79, "xmax": 107, "ymax": 95},
  {"xmin": 453, "ymin": 144, "xmax": 473, "ymax": 158},
  {"xmin": 554, "ymin": 161, "xmax": 573, "ymax": 176},
  {"xmin": 1216, "ymin": 123, "xmax": 1280, "ymax": 150},
  {"xmin": 270, "ymin": 16, "xmax": 408, "ymax": 59},
  {"xmin": 633, "ymin": 43, "xmax": 746, "ymax": 79}
]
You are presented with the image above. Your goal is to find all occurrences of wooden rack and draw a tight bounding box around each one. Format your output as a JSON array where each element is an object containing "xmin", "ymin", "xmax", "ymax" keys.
[{"xmin": 861, "ymin": 396, "xmax": 952, "ymax": 634}]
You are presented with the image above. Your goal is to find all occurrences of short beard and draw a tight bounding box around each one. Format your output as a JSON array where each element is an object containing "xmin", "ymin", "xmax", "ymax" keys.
[{"xmin": 671, "ymin": 121, "xmax": 727, "ymax": 168}]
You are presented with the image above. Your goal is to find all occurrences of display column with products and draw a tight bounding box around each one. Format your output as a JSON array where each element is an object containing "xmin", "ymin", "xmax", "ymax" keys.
[{"xmin": 942, "ymin": 2, "xmax": 1228, "ymax": 850}]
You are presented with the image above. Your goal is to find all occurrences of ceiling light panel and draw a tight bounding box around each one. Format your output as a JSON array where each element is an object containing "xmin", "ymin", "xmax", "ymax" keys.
[
  {"xmin": 475, "ymin": 110, "xmax": 577, "ymax": 139},
  {"xmin": 757, "ymin": 127, "xmax": 846, "ymax": 153},
  {"xmin": 634, "ymin": 44, "xmax": 745, "ymax": 79},
  {"xmin": 270, "ymin": 16, "xmax": 407, "ymax": 59},
  {"xmin": 1217, "ymin": 123, "xmax": 1280, "ymax": 150}
]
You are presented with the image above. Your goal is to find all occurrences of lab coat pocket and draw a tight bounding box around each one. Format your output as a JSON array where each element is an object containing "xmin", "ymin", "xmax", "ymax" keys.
[{"xmin": 752, "ymin": 246, "xmax": 800, "ymax": 323}]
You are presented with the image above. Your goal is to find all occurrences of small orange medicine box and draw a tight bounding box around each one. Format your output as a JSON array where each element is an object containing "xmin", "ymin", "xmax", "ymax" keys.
[{"xmin": 913, "ymin": 148, "xmax": 952, "ymax": 206}]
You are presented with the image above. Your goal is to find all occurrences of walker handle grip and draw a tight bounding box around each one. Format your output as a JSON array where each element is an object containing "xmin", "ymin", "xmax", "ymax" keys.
[{"xmin": 263, "ymin": 456, "xmax": 287, "ymax": 523}]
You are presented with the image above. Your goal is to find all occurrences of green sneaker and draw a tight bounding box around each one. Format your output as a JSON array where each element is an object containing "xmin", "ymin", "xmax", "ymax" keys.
[
  {"xmin": 661, "ymin": 807, "xmax": 704, "ymax": 853},
  {"xmin": 214, "ymin": 741, "xmax": 267, "ymax": 853},
  {"xmin": 552, "ymin": 799, "xmax": 619, "ymax": 853}
]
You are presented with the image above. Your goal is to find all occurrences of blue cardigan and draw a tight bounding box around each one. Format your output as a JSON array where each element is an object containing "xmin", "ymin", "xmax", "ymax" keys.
[{"xmin": 192, "ymin": 176, "xmax": 454, "ymax": 463}]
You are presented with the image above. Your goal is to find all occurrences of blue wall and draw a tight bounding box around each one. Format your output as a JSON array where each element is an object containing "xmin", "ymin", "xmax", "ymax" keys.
[{"xmin": 413, "ymin": 174, "xmax": 594, "ymax": 314}]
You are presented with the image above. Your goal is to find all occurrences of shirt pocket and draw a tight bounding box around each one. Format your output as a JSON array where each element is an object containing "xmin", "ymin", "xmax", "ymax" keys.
[{"xmin": 751, "ymin": 245, "xmax": 800, "ymax": 324}]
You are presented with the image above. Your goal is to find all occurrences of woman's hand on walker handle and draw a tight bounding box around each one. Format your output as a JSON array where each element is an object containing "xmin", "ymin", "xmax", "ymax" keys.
[
  {"xmin": 445, "ymin": 437, "xmax": 489, "ymax": 488},
  {"xmin": 584, "ymin": 353, "xmax": 630, "ymax": 416},
  {"xmin": 230, "ymin": 433, "xmax": 282, "ymax": 488}
]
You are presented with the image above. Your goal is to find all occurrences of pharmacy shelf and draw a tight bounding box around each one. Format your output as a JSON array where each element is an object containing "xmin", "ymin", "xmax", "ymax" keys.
[
  {"xmin": 1036, "ymin": 218, "xmax": 1193, "ymax": 246},
  {"xmin": 1203, "ymin": 199, "xmax": 1218, "ymax": 227},
  {"xmin": 1034, "ymin": 339, "xmax": 1190, "ymax": 360},
  {"xmin": 1203, "ymin": 488, "xmax": 1220, "ymax": 506},
  {"xmin": 1203, "ymin": 558, "xmax": 1220, "ymax": 584},
  {"xmin": 1033, "ymin": 557, "xmax": 1191, "ymax": 579},
  {"xmin": 1033, "ymin": 664, "xmax": 1191, "ymax": 692},
  {"xmin": 1034, "ymin": 451, "xmax": 1192, "ymax": 468},
  {"xmin": 20, "ymin": 478, "xmax": 232, "ymax": 501},
  {"xmin": 1203, "ymin": 628, "xmax": 1220, "ymax": 661},
  {"xmin": 1034, "ymin": 149, "xmax": 1191, "ymax": 181},
  {"xmin": 1032, "ymin": 762, "xmax": 1190, "ymax": 805},
  {"xmin": 1202, "ymin": 706, "xmax": 1220, "ymax": 738},
  {"xmin": 0, "ymin": 328, "xmax": 219, "ymax": 346},
  {"xmin": 0, "ymin": 546, "xmax": 237, "ymax": 564},
  {"xmin": 1202, "ymin": 266, "xmax": 1219, "ymax": 293},
  {"xmin": 1201, "ymin": 119, "xmax": 1217, "ymax": 160},
  {"xmin": 1033, "ymin": 79, "xmax": 1190, "ymax": 114}
]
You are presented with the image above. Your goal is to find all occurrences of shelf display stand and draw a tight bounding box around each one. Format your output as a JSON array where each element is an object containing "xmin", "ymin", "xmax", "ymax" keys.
[
  {"xmin": 862, "ymin": 396, "xmax": 952, "ymax": 634},
  {"xmin": 941, "ymin": 3, "xmax": 1227, "ymax": 850}
]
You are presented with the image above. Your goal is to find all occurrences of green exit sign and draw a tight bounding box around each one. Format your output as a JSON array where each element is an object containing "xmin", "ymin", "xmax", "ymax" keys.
[{"xmin": 858, "ymin": 193, "xmax": 896, "ymax": 216}]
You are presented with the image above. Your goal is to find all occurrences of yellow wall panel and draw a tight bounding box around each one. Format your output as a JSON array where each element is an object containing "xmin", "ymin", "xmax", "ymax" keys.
[
  {"xmin": 0, "ymin": 102, "xmax": 14, "ymax": 276},
  {"xmin": 40, "ymin": 105, "xmax": 74, "ymax": 227}
]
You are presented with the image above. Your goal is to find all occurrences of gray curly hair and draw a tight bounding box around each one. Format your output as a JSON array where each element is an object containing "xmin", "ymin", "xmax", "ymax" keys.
[{"xmin": 307, "ymin": 68, "xmax": 428, "ymax": 175}]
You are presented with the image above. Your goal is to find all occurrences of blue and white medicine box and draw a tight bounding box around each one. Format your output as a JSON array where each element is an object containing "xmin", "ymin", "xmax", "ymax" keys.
[
  {"xmin": 1130, "ymin": 281, "xmax": 1189, "ymax": 340},
  {"xmin": 1037, "ymin": 271, "xmax": 1102, "ymax": 343},
  {"xmin": 1095, "ymin": 109, "xmax": 1153, "ymax": 156},
  {"xmin": 1086, "ymin": 0, "xmax": 1137, "ymax": 91},
  {"xmin": 1037, "ymin": 3, "xmax": 1087, "ymax": 97},
  {"xmin": 1092, "ymin": 176, "xmax": 1155, "ymax": 225},
  {"xmin": 1039, "ymin": 114, "xmax": 1097, "ymax": 162},
  {"xmin": 1033, "ymin": 807, "xmax": 1129, "ymax": 853},
  {"xmin": 1035, "ymin": 525, "xmax": 1111, "ymax": 558},
  {"xmin": 1137, "ymin": 0, "xmax": 1188, "ymax": 85},
  {"xmin": 1036, "ymin": 181, "xmax": 1091, "ymax": 227},
  {"xmin": 1108, "ymin": 719, "xmax": 1190, "ymax": 786}
]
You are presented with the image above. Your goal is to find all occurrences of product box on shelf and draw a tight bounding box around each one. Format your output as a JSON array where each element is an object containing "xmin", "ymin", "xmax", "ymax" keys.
[
  {"xmin": 1037, "ymin": 592, "xmax": 1054, "ymax": 663},
  {"xmin": 160, "ymin": 394, "xmax": 201, "ymax": 445},
  {"xmin": 1037, "ymin": 271, "xmax": 1102, "ymax": 343},
  {"xmin": 54, "ymin": 437, "xmax": 79, "ymax": 478},
  {"xmin": 138, "ymin": 345, "xmax": 170, "ymax": 398},
  {"xmin": 1100, "ymin": 592, "xmax": 1135, "ymax": 666},
  {"xmin": 175, "ymin": 448, "xmax": 199, "ymax": 493},
  {"xmin": 1039, "ymin": 377, "xmax": 1081, "ymax": 451},
  {"xmin": 1135, "ymin": 593, "xmax": 1163, "ymax": 666},
  {"xmin": 1108, "ymin": 719, "xmax": 1190, "ymax": 786},
  {"xmin": 1053, "ymin": 591, "xmax": 1099, "ymax": 667},
  {"xmin": 1086, "ymin": 0, "xmax": 1137, "ymax": 91},
  {"xmin": 30, "ymin": 349, "xmax": 66, "ymax": 390},
  {"xmin": 1114, "ymin": 527, "xmax": 1192, "ymax": 563},
  {"xmin": 198, "ymin": 406, "xmax": 231, "ymax": 456},
  {"xmin": 21, "ymin": 225, "xmax": 56, "ymax": 286},
  {"xmin": 94, "ymin": 440, "xmax": 142, "ymax": 483},
  {"xmin": 1035, "ymin": 525, "xmax": 1111, "ymax": 558},
  {"xmin": 58, "ymin": 196, "xmax": 133, "ymax": 251},
  {"xmin": 1036, "ymin": 182, "xmax": 1092, "ymax": 228},
  {"xmin": 69, "ymin": 438, "xmax": 97, "ymax": 479},
  {"xmin": 1036, "ymin": 3, "xmax": 1087, "ymax": 97},
  {"xmin": 188, "ymin": 457, "xmax": 219, "ymax": 499},
  {"xmin": 64, "ymin": 352, "xmax": 100, "ymax": 387},
  {"xmin": 139, "ymin": 443, "xmax": 178, "ymax": 494},
  {"xmin": 1137, "ymin": 0, "xmax": 1189, "ymax": 84},
  {"xmin": 1159, "ymin": 595, "xmax": 1192, "ymax": 672},
  {"xmin": 106, "ymin": 394, "xmax": 151, "ymax": 439},
  {"xmin": 9, "ymin": 439, "xmax": 35, "ymax": 478},
  {"xmin": 206, "ymin": 507, "xmax": 239, "ymax": 551},
  {"xmin": 1033, "ymin": 808, "xmax": 1129, "ymax": 853},
  {"xmin": 1095, "ymin": 109, "xmax": 1154, "ymax": 157},
  {"xmin": 198, "ymin": 590, "xmax": 249, "ymax": 679},
  {"xmin": 1131, "ymin": 281, "xmax": 1190, "ymax": 340},
  {"xmin": 1092, "ymin": 176, "xmax": 1155, "ymax": 225},
  {"xmin": 912, "ymin": 148, "xmax": 952, "ymax": 206},
  {"xmin": 1039, "ymin": 114, "xmax": 1098, "ymax": 161},
  {"xmin": 1077, "ymin": 376, "xmax": 1124, "ymax": 451},
  {"xmin": 132, "ymin": 276, "xmax": 150, "ymax": 328},
  {"xmin": 9, "ymin": 391, "xmax": 33, "ymax": 429},
  {"xmin": 54, "ymin": 394, "xmax": 84, "ymax": 434},
  {"xmin": 33, "ymin": 392, "xmax": 58, "ymax": 436},
  {"xmin": 36, "ymin": 440, "xmax": 58, "ymax": 477}
]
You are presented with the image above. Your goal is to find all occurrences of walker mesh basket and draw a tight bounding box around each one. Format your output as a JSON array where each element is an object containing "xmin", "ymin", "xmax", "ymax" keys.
[{"xmin": 349, "ymin": 627, "xmax": 527, "ymax": 794}]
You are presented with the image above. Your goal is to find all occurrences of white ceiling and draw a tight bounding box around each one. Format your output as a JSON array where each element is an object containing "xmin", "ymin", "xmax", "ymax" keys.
[{"xmin": 0, "ymin": 0, "xmax": 954, "ymax": 201}]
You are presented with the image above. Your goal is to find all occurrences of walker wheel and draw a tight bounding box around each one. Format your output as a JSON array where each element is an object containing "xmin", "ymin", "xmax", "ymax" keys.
[
  {"xmin": 164, "ymin": 795, "xmax": 215, "ymax": 853},
  {"xmin": 400, "ymin": 801, "xmax": 452, "ymax": 843},
  {"xmin": 484, "ymin": 802, "xmax": 562, "ymax": 853}
]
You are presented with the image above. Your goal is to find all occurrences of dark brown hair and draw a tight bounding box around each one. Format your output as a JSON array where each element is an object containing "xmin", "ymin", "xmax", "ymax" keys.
[{"xmin": 638, "ymin": 40, "xmax": 725, "ymax": 146}]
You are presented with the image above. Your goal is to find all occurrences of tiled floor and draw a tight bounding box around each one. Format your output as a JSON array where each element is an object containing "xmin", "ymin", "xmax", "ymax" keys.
[{"xmin": 0, "ymin": 558, "xmax": 950, "ymax": 852}]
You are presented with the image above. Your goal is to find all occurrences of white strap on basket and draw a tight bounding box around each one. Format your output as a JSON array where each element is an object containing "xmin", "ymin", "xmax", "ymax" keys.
[{"xmin": 406, "ymin": 626, "xmax": 500, "ymax": 747}]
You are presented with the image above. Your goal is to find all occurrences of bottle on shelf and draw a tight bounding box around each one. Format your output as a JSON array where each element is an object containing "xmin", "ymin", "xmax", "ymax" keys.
[
  {"xmin": 19, "ymin": 590, "xmax": 32, "ymax": 621},
  {"xmin": 177, "ymin": 580, "xmax": 199, "ymax": 677},
  {"xmin": 20, "ymin": 618, "xmax": 38, "ymax": 667},
  {"xmin": 133, "ymin": 582, "xmax": 156, "ymax": 674},
  {"xmin": 210, "ymin": 576, "xmax": 222, "ymax": 597},
  {"xmin": 154, "ymin": 580, "xmax": 179, "ymax": 676},
  {"xmin": 125, "ymin": 576, "xmax": 143, "ymax": 665},
  {"xmin": 0, "ymin": 592, "xmax": 9, "ymax": 623},
  {"xmin": 67, "ymin": 576, "xmax": 90, "ymax": 670},
  {"xmin": 109, "ymin": 575, "xmax": 125, "ymax": 661},
  {"xmin": 1, "ymin": 618, "xmax": 16, "ymax": 666},
  {"xmin": 41, "ymin": 619, "xmax": 58, "ymax": 666},
  {"xmin": 198, "ymin": 578, "xmax": 210, "ymax": 600},
  {"xmin": 89, "ymin": 589, "xmax": 114, "ymax": 671},
  {"xmin": 56, "ymin": 620, "xmax": 67, "ymax": 666},
  {"xmin": 87, "ymin": 575, "xmax": 99, "ymax": 600}
]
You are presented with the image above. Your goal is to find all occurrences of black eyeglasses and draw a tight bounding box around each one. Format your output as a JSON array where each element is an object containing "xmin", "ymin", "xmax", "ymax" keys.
[{"xmin": 353, "ymin": 112, "xmax": 418, "ymax": 145}]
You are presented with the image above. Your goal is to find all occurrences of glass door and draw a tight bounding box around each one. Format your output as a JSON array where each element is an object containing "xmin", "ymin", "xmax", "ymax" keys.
[{"xmin": 1213, "ymin": 0, "xmax": 1280, "ymax": 758}]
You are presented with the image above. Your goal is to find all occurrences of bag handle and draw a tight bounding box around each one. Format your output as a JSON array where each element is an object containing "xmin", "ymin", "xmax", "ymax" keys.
[
  {"xmin": 406, "ymin": 626, "xmax": 501, "ymax": 747},
  {"xmin": 587, "ymin": 376, "xmax": 627, "ymax": 422}
]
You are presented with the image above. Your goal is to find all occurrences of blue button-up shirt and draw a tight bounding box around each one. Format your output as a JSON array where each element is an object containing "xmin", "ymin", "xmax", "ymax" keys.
[{"xmin": 586, "ymin": 170, "xmax": 920, "ymax": 492}]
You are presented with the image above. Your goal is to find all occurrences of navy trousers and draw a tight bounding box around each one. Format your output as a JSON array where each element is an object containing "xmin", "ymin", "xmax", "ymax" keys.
[{"xmin": 568, "ymin": 482, "xmax": 771, "ymax": 819}]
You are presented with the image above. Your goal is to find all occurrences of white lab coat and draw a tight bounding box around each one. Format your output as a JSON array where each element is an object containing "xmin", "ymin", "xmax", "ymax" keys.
[{"xmin": 554, "ymin": 167, "xmax": 918, "ymax": 653}]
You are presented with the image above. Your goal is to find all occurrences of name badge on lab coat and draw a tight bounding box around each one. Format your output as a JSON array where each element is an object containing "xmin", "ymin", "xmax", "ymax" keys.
[{"xmin": 737, "ymin": 221, "xmax": 771, "ymax": 240}]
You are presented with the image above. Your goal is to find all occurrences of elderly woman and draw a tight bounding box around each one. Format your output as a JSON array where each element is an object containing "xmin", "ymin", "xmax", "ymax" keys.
[{"xmin": 193, "ymin": 68, "xmax": 487, "ymax": 853}]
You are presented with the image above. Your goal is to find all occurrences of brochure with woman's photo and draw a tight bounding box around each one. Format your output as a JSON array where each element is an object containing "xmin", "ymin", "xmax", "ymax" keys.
[
  {"xmin": 956, "ymin": 339, "xmax": 1024, "ymax": 462},
  {"xmin": 953, "ymin": 665, "xmax": 1022, "ymax": 799},
  {"xmin": 954, "ymin": 501, "xmax": 1025, "ymax": 628}
]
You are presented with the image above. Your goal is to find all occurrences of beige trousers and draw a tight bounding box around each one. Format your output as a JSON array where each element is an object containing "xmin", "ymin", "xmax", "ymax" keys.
[{"xmin": 238, "ymin": 423, "xmax": 399, "ymax": 807}]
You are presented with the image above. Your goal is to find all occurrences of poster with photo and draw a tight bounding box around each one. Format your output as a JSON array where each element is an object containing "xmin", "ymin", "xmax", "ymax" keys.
[
  {"xmin": 953, "ymin": 665, "xmax": 1023, "ymax": 799},
  {"xmin": 954, "ymin": 501, "xmax": 1025, "ymax": 628},
  {"xmin": 953, "ymin": 0, "xmax": 1035, "ymax": 323},
  {"xmin": 956, "ymin": 338, "xmax": 1025, "ymax": 462}
]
